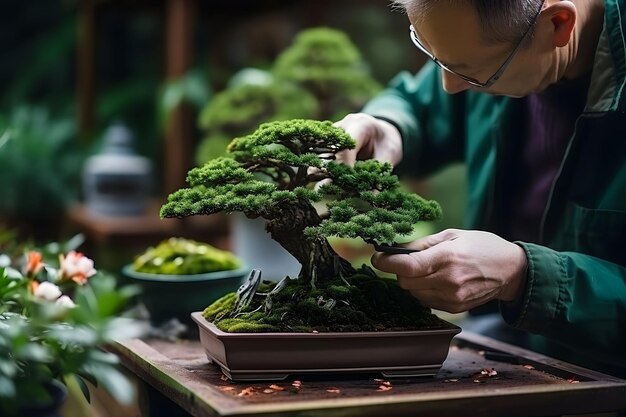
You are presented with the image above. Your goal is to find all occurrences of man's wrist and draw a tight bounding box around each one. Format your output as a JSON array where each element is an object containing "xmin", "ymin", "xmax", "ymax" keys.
[
  {"xmin": 499, "ymin": 243, "xmax": 528, "ymax": 302},
  {"xmin": 376, "ymin": 118, "xmax": 404, "ymax": 166}
]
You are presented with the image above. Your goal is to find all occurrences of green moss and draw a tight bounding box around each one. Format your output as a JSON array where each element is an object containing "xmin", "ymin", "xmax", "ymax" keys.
[
  {"xmin": 131, "ymin": 238, "xmax": 242, "ymax": 275},
  {"xmin": 203, "ymin": 292, "xmax": 237, "ymax": 322},
  {"xmin": 203, "ymin": 266, "xmax": 453, "ymax": 333},
  {"xmin": 215, "ymin": 319, "xmax": 277, "ymax": 333}
]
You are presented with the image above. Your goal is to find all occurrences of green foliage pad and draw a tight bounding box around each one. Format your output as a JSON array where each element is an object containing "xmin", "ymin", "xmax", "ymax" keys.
[{"xmin": 162, "ymin": 119, "xmax": 440, "ymax": 246}]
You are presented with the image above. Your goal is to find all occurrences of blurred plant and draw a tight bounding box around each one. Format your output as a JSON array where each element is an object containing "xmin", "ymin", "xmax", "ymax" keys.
[
  {"xmin": 272, "ymin": 27, "xmax": 382, "ymax": 120},
  {"xmin": 0, "ymin": 234, "xmax": 145, "ymax": 416},
  {"xmin": 195, "ymin": 82, "xmax": 317, "ymax": 164},
  {"xmin": 159, "ymin": 69, "xmax": 212, "ymax": 132},
  {"xmin": 1, "ymin": 8, "xmax": 75, "ymax": 112},
  {"xmin": 131, "ymin": 237, "xmax": 242, "ymax": 275},
  {"xmin": 0, "ymin": 106, "xmax": 83, "ymax": 224},
  {"xmin": 0, "ymin": 226, "xmax": 24, "ymax": 259},
  {"xmin": 195, "ymin": 27, "xmax": 380, "ymax": 166}
]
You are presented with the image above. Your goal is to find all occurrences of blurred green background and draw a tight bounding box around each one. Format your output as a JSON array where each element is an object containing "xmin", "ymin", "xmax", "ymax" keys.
[{"xmin": 0, "ymin": 0, "xmax": 465, "ymax": 269}]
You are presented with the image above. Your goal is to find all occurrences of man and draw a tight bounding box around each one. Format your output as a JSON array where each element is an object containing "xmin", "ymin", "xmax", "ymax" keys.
[{"xmin": 336, "ymin": 0, "xmax": 625, "ymax": 375}]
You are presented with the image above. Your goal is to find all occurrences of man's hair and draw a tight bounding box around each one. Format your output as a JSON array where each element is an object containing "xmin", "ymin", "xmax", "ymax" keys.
[{"xmin": 392, "ymin": 0, "xmax": 544, "ymax": 46}]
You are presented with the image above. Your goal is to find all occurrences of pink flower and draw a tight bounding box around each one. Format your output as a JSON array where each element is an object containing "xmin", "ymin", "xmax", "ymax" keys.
[
  {"xmin": 31, "ymin": 282, "xmax": 77, "ymax": 309},
  {"xmin": 33, "ymin": 281, "xmax": 62, "ymax": 301},
  {"xmin": 23, "ymin": 251, "xmax": 45, "ymax": 277},
  {"xmin": 58, "ymin": 251, "xmax": 96, "ymax": 285},
  {"xmin": 55, "ymin": 295, "xmax": 76, "ymax": 309}
]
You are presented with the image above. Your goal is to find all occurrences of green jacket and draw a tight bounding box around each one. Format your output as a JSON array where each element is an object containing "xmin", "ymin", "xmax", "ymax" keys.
[{"xmin": 364, "ymin": 0, "xmax": 626, "ymax": 372}]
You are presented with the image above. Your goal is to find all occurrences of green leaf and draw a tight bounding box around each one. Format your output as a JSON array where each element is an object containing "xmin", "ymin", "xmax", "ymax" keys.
[
  {"xmin": 0, "ymin": 375, "xmax": 16, "ymax": 398},
  {"xmin": 48, "ymin": 325, "xmax": 98, "ymax": 346},
  {"xmin": 75, "ymin": 371, "xmax": 98, "ymax": 389},
  {"xmin": 83, "ymin": 365, "xmax": 134, "ymax": 405},
  {"xmin": 86, "ymin": 350, "xmax": 120, "ymax": 366},
  {"xmin": 17, "ymin": 343, "xmax": 53, "ymax": 363},
  {"xmin": 73, "ymin": 375, "xmax": 91, "ymax": 404},
  {"xmin": 62, "ymin": 234, "xmax": 86, "ymax": 253},
  {"xmin": 3, "ymin": 267, "xmax": 22, "ymax": 280},
  {"xmin": 0, "ymin": 358, "xmax": 17, "ymax": 378}
]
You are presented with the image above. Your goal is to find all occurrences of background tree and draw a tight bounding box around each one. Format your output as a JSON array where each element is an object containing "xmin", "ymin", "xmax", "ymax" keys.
[
  {"xmin": 272, "ymin": 27, "xmax": 382, "ymax": 120},
  {"xmin": 195, "ymin": 83, "xmax": 317, "ymax": 165},
  {"xmin": 162, "ymin": 119, "xmax": 441, "ymax": 288},
  {"xmin": 195, "ymin": 27, "xmax": 381, "ymax": 166}
]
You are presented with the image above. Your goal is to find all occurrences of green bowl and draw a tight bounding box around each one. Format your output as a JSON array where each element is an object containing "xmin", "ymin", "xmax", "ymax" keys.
[{"xmin": 121, "ymin": 264, "xmax": 250, "ymax": 326}]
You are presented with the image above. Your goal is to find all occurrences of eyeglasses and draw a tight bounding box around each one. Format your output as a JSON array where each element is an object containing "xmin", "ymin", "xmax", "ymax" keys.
[{"xmin": 409, "ymin": 2, "xmax": 543, "ymax": 88}]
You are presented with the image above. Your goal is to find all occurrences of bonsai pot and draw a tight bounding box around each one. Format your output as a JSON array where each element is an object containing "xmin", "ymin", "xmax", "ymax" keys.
[
  {"xmin": 122, "ymin": 265, "xmax": 250, "ymax": 327},
  {"xmin": 191, "ymin": 311, "xmax": 461, "ymax": 381}
]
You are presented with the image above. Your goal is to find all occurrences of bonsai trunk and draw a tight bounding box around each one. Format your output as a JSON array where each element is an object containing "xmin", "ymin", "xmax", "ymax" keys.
[{"xmin": 265, "ymin": 199, "xmax": 354, "ymax": 286}]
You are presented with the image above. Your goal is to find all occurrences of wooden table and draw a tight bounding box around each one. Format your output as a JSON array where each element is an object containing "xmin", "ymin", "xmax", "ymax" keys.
[{"xmin": 110, "ymin": 331, "xmax": 626, "ymax": 417}]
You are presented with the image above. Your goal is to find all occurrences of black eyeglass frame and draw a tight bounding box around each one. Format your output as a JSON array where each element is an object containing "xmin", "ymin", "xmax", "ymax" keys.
[{"xmin": 409, "ymin": 1, "xmax": 544, "ymax": 88}]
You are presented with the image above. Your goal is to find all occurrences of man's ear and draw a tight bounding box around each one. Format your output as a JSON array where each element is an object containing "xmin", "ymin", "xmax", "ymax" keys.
[{"xmin": 542, "ymin": 1, "xmax": 577, "ymax": 47}]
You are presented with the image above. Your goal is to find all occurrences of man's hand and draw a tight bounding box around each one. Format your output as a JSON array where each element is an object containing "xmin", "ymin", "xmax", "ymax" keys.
[
  {"xmin": 334, "ymin": 113, "xmax": 403, "ymax": 166},
  {"xmin": 372, "ymin": 229, "xmax": 528, "ymax": 314}
]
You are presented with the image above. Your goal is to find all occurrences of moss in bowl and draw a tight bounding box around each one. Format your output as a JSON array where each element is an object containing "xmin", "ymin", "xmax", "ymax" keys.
[{"xmin": 123, "ymin": 238, "xmax": 249, "ymax": 327}]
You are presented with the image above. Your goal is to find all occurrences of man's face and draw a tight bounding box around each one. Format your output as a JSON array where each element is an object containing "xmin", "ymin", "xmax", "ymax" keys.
[{"xmin": 408, "ymin": 2, "xmax": 553, "ymax": 97}]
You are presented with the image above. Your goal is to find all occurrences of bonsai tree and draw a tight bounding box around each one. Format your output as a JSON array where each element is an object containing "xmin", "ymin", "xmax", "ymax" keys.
[
  {"xmin": 161, "ymin": 119, "xmax": 446, "ymax": 332},
  {"xmin": 272, "ymin": 27, "xmax": 382, "ymax": 120}
]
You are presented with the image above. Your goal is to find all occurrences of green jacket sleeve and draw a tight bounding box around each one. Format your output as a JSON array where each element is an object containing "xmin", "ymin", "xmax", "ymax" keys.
[
  {"xmin": 501, "ymin": 242, "xmax": 626, "ymax": 368},
  {"xmin": 362, "ymin": 62, "xmax": 466, "ymax": 178}
]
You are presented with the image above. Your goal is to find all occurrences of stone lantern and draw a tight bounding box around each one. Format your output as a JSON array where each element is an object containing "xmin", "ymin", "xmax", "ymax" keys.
[{"xmin": 83, "ymin": 123, "xmax": 152, "ymax": 216}]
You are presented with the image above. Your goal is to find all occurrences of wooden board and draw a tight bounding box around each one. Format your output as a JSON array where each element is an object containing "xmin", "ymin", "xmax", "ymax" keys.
[{"xmin": 110, "ymin": 331, "xmax": 626, "ymax": 417}]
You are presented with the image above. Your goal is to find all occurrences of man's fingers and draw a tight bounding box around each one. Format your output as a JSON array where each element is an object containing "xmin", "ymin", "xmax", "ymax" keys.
[
  {"xmin": 409, "ymin": 289, "xmax": 500, "ymax": 314},
  {"xmin": 411, "ymin": 229, "xmax": 461, "ymax": 250},
  {"xmin": 372, "ymin": 249, "xmax": 440, "ymax": 277},
  {"xmin": 335, "ymin": 148, "xmax": 356, "ymax": 167},
  {"xmin": 397, "ymin": 275, "xmax": 437, "ymax": 291}
]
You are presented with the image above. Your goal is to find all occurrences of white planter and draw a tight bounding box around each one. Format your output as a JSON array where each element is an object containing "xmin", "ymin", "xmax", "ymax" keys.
[{"xmin": 231, "ymin": 214, "xmax": 301, "ymax": 281}]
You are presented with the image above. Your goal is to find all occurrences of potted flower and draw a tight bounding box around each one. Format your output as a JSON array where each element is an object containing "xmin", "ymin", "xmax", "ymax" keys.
[
  {"xmin": 161, "ymin": 119, "xmax": 460, "ymax": 381},
  {"xmin": 0, "ymin": 235, "xmax": 144, "ymax": 416},
  {"xmin": 122, "ymin": 237, "xmax": 249, "ymax": 327}
]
